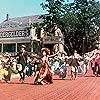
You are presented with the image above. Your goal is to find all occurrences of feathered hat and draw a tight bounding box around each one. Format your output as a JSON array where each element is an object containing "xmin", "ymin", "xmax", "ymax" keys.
[{"xmin": 41, "ymin": 48, "xmax": 50, "ymax": 55}]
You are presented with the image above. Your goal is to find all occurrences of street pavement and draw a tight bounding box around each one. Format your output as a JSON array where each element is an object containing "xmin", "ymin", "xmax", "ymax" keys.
[{"xmin": 0, "ymin": 69, "xmax": 100, "ymax": 100}]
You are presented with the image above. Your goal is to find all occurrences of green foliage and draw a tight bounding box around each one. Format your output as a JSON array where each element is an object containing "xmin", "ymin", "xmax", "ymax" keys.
[
  {"xmin": 63, "ymin": 0, "xmax": 100, "ymax": 53},
  {"xmin": 39, "ymin": 0, "xmax": 100, "ymax": 54},
  {"xmin": 40, "ymin": 0, "xmax": 65, "ymax": 28}
]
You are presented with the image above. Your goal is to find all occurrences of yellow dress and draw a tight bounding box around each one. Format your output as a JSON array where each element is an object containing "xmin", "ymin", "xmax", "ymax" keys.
[
  {"xmin": 0, "ymin": 63, "xmax": 12, "ymax": 81},
  {"xmin": 0, "ymin": 68, "xmax": 8, "ymax": 79}
]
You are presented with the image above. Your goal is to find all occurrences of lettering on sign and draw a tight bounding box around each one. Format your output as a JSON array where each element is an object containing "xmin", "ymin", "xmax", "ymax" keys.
[{"xmin": 0, "ymin": 30, "xmax": 30, "ymax": 38}]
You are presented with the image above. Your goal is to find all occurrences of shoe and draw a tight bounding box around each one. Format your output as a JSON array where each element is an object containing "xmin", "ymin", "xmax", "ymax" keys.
[
  {"xmin": 21, "ymin": 80, "xmax": 24, "ymax": 83},
  {"xmin": 70, "ymin": 77, "xmax": 73, "ymax": 80},
  {"xmin": 2, "ymin": 78, "xmax": 8, "ymax": 83},
  {"xmin": 19, "ymin": 78, "xmax": 22, "ymax": 81},
  {"xmin": 74, "ymin": 78, "xmax": 77, "ymax": 80}
]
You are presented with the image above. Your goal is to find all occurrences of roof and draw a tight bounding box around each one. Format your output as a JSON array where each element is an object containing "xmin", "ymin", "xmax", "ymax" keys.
[{"xmin": 0, "ymin": 15, "xmax": 43, "ymax": 31}]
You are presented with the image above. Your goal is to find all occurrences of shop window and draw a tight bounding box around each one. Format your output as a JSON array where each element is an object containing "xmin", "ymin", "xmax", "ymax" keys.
[
  {"xmin": 3, "ymin": 44, "xmax": 15, "ymax": 53},
  {"xmin": 0, "ymin": 44, "xmax": 2, "ymax": 52}
]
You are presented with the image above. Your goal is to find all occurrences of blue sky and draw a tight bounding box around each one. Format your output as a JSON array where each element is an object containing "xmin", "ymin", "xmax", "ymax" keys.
[
  {"xmin": 0, "ymin": 0, "xmax": 74, "ymax": 22},
  {"xmin": 0, "ymin": 0, "xmax": 99, "ymax": 22}
]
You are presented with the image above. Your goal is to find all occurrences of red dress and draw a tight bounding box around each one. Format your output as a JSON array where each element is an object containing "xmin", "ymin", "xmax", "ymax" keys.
[{"xmin": 34, "ymin": 61, "xmax": 53, "ymax": 85}]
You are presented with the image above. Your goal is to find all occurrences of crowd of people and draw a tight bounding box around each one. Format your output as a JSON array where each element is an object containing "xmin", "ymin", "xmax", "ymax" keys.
[
  {"xmin": 0, "ymin": 23, "xmax": 99, "ymax": 85},
  {"xmin": 0, "ymin": 44, "xmax": 99, "ymax": 85}
]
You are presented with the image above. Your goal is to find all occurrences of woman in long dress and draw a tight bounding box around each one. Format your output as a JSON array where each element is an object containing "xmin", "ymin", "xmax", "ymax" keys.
[
  {"xmin": 34, "ymin": 48, "xmax": 58, "ymax": 85},
  {"xmin": 0, "ymin": 53, "xmax": 12, "ymax": 83},
  {"xmin": 52, "ymin": 51, "xmax": 68, "ymax": 79}
]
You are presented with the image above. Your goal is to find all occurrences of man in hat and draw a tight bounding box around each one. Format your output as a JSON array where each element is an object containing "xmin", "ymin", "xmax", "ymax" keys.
[{"xmin": 16, "ymin": 45, "xmax": 28, "ymax": 83}]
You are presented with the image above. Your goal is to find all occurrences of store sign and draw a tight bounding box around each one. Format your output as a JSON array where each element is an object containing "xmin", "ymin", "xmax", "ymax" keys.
[{"xmin": 0, "ymin": 30, "xmax": 30, "ymax": 38}]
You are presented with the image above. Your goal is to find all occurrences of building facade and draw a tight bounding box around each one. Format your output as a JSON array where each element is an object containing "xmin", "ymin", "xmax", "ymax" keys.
[
  {"xmin": 0, "ymin": 14, "xmax": 43, "ymax": 55},
  {"xmin": 0, "ymin": 14, "xmax": 64, "ymax": 55}
]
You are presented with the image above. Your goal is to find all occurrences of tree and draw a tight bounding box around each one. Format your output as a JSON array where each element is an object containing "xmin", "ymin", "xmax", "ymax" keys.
[
  {"xmin": 40, "ymin": 0, "xmax": 65, "ymax": 29},
  {"xmin": 63, "ymin": 0, "xmax": 100, "ymax": 54},
  {"xmin": 39, "ymin": 0, "xmax": 100, "ymax": 54}
]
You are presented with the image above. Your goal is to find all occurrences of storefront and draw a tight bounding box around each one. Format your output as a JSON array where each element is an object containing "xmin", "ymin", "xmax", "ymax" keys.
[
  {"xmin": 0, "ymin": 14, "xmax": 64, "ymax": 55},
  {"xmin": 0, "ymin": 15, "xmax": 42, "ymax": 55}
]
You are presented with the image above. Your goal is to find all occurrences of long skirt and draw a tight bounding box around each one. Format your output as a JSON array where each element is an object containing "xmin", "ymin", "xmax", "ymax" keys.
[
  {"xmin": 34, "ymin": 63, "xmax": 53, "ymax": 85},
  {"xmin": 71, "ymin": 66, "xmax": 78, "ymax": 73},
  {"xmin": 0, "ymin": 68, "xmax": 12, "ymax": 81},
  {"xmin": 54, "ymin": 63, "xmax": 67, "ymax": 79},
  {"xmin": 96, "ymin": 61, "xmax": 100, "ymax": 75}
]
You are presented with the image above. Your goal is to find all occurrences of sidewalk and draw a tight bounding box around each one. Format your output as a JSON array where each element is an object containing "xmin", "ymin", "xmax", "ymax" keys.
[{"xmin": 1, "ymin": 75, "xmax": 100, "ymax": 100}]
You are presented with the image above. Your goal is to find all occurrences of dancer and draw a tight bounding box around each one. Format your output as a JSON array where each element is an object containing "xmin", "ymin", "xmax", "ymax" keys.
[
  {"xmin": 29, "ymin": 53, "xmax": 42, "ymax": 76},
  {"xmin": 34, "ymin": 48, "xmax": 58, "ymax": 85},
  {"xmin": 69, "ymin": 50, "xmax": 81, "ymax": 80},
  {"xmin": 0, "ymin": 53, "xmax": 12, "ymax": 83},
  {"xmin": 52, "ymin": 51, "xmax": 68, "ymax": 79},
  {"xmin": 16, "ymin": 45, "xmax": 28, "ymax": 83}
]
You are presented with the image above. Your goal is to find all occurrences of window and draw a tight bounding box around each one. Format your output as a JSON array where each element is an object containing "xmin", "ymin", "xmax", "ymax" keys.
[
  {"xmin": 3, "ymin": 44, "xmax": 15, "ymax": 53},
  {"xmin": 0, "ymin": 44, "xmax": 2, "ymax": 52}
]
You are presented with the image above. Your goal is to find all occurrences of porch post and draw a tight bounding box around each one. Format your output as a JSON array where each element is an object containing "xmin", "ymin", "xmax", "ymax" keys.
[
  {"xmin": 15, "ymin": 42, "xmax": 17, "ymax": 55},
  {"xmin": 1, "ymin": 43, "xmax": 3, "ymax": 53},
  {"xmin": 31, "ymin": 40, "xmax": 34, "ymax": 53}
]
